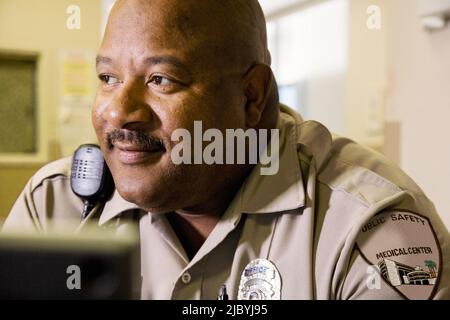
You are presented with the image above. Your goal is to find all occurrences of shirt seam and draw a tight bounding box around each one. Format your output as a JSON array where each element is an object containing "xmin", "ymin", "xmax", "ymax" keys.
[
  {"xmin": 317, "ymin": 179, "xmax": 371, "ymax": 208},
  {"xmin": 31, "ymin": 175, "xmax": 69, "ymax": 194}
]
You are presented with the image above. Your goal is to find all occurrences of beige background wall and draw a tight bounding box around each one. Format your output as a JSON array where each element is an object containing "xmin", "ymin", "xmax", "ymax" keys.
[
  {"xmin": 345, "ymin": 0, "xmax": 450, "ymax": 229},
  {"xmin": 385, "ymin": 0, "xmax": 450, "ymax": 229},
  {"xmin": 0, "ymin": 0, "xmax": 102, "ymax": 218},
  {"xmin": 346, "ymin": 0, "xmax": 387, "ymax": 151},
  {"xmin": 0, "ymin": 165, "xmax": 41, "ymax": 217}
]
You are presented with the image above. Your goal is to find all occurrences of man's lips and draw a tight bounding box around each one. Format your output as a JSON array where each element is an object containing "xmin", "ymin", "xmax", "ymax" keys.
[
  {"xmin": 114, "ymin": 142, "xmax": 164, "ymax": 152},
  {"xmin": 113, "ymin": 143, "xmax": 165, "ymax": 164}
]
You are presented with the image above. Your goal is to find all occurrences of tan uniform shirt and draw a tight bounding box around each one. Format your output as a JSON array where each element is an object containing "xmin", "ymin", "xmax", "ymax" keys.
[{"xmin": 3, "ymin": 105, "xmax": 449, "ymax": 300}]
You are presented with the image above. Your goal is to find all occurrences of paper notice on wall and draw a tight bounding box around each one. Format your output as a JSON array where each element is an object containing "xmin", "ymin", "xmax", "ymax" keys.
[{"xmin": 59, "ymin": 50, "xmax": 98, "ymax": 157}]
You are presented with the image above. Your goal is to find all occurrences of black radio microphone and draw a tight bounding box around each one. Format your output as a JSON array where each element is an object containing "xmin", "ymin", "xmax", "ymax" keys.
[{"xmin": 71, "ymin": 144, "xmax": 114, "ymax": 220}]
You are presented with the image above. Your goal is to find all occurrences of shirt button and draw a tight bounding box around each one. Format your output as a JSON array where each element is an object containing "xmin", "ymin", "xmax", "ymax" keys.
[{"xmin": 181, "ymin": 272, "xmax": 192, "ymax": 284}]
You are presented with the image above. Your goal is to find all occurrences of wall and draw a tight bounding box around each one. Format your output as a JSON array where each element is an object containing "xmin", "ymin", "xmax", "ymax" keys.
[
  {"xmin": 345, "ymin": 0, "xmax": 387, "ymax": 150},
  {"xmin": 346, "ymin": 0, "xmax": 450, "ymax": 229},
  {"xmin": 385, "ymin": 0, "xmax": 450, "ymax": 229},
  {"xmin": 0, "ymin": 0, "xmax": 102, "ymax": 218},
  {"xmin": 0, "ymin": 165, "xmax": 41, "ymax": 218}
]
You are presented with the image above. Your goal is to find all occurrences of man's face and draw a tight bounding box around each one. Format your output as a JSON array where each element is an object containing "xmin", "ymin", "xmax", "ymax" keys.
[{"xmin": 92, "ymin": 0, "xmax": 247, "ymax": 213}]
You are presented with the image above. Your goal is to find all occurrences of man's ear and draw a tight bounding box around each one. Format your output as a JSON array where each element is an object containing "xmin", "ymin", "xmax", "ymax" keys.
[{"xmin": 242, "ymin": 64, "xmax": 273, "ymax": 128}]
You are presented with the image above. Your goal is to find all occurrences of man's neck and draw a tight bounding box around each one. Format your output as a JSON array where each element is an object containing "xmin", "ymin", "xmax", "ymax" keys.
[
  {"xmin": 167, "ymin": 212, "xmax": 221, "ymax": 260},
  {"xmin": 167, "ymin": 165, "xmax": 254, "ymax": 260}
]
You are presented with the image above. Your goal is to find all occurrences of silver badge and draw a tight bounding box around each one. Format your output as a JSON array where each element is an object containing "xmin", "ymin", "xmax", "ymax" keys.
[{"xmin": 238, "ymin": 259, "xmax": 282, "ymax": 300}]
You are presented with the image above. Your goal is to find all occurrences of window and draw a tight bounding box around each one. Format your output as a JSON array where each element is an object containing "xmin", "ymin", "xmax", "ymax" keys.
[
  {"xmin": 267, "ymin": 0, "xmax": 349, "ymax": 134},
  {"xmin": 0, "ymin": 52, "xmax": 38, "ymax": 154}
]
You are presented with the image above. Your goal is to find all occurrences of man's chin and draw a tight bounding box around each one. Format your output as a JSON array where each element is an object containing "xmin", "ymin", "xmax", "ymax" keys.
[{"xmin": 115, "ymin": 185, "xmax": 172, "ymax": 213}]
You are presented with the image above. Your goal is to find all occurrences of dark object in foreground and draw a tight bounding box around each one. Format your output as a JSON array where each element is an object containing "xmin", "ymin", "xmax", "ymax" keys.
[{"xmin": 0, "ymin": 226, "xmax": 139, "ymax": 300}]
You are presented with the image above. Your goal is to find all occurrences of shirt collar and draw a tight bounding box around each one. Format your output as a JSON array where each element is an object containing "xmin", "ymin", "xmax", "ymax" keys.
[
  {"xmin": 236, "ymin": 105, "xmax": 306, "ymax": 214},
  {"xmin": 98, "ymin": 190, "xmax": 139, "ymax": 226}
]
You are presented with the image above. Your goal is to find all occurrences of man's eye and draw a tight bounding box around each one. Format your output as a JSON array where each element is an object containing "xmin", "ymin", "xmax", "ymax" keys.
[
  {"xmin": 149, "ymin": 75, "xmax": 172, "ymax": 86},
  {"xmin": 99, "ymin": 75, "xmax": 121, "ymax": 85}
]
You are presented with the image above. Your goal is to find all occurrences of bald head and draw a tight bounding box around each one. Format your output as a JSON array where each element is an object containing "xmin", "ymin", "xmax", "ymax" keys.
[{"xmin": 105, "ymin": 0, "xmax": 271, "ymax": 71}]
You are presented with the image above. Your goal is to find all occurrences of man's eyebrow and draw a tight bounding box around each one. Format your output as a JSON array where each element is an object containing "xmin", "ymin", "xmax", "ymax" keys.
[
  {"xmin": 96, "ymin": 55, "xmax": 112, "ymax": 67},
  {"xmin": 96, "ymin": 55, "xmax": 190, "ymax": 73},
  {"xmin": 145, "ymin": 56, "xmax": 189, "ymax": 71}
]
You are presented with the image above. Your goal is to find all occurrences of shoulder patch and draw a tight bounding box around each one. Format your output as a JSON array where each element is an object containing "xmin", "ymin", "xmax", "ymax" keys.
[{"xmin": 356, "ymin": 211, "xmax": 441, "ymax": 300}]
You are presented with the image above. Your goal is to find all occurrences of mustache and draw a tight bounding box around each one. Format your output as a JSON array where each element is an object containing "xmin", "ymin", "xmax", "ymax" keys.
[{"xmin": 107, "ymin": 129, "xmax": 165, "ymax": 151}]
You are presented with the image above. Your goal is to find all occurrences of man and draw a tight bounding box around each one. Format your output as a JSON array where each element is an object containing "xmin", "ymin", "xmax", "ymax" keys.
[{"xmin": 3, "ymin": 0, "xmax": 449, "ymax": 300}]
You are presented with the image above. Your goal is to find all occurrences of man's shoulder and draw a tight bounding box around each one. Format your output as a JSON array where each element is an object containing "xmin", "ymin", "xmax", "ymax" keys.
[
  {"xmin": 29, "ymin": 157, "xmax": 72, "ymax": 192},
  {"xmin": 280, "ymin": 105, "xmax": 428, "ymax": 207},
  {"xmin": 318, "ymin": 134, "xmax": 428, "ymax": 208},
  {"xmin": 280, "ymin": 107, "xmax": 449, "ymax": 299},
  {"xmin": 3, "ymin": 157, "xmax": 78, "ymax": 232}
]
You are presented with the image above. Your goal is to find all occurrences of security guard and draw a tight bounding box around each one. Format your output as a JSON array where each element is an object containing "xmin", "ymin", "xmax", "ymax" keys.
[{"xmin": 3, "ymin": 0, "xmax": 449, "ymax": 300}]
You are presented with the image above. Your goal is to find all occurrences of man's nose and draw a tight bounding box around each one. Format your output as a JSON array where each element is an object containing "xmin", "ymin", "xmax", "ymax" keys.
[{"xmin": 102, "ymin": 81, "xmax": 153, "ymax": 129}]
